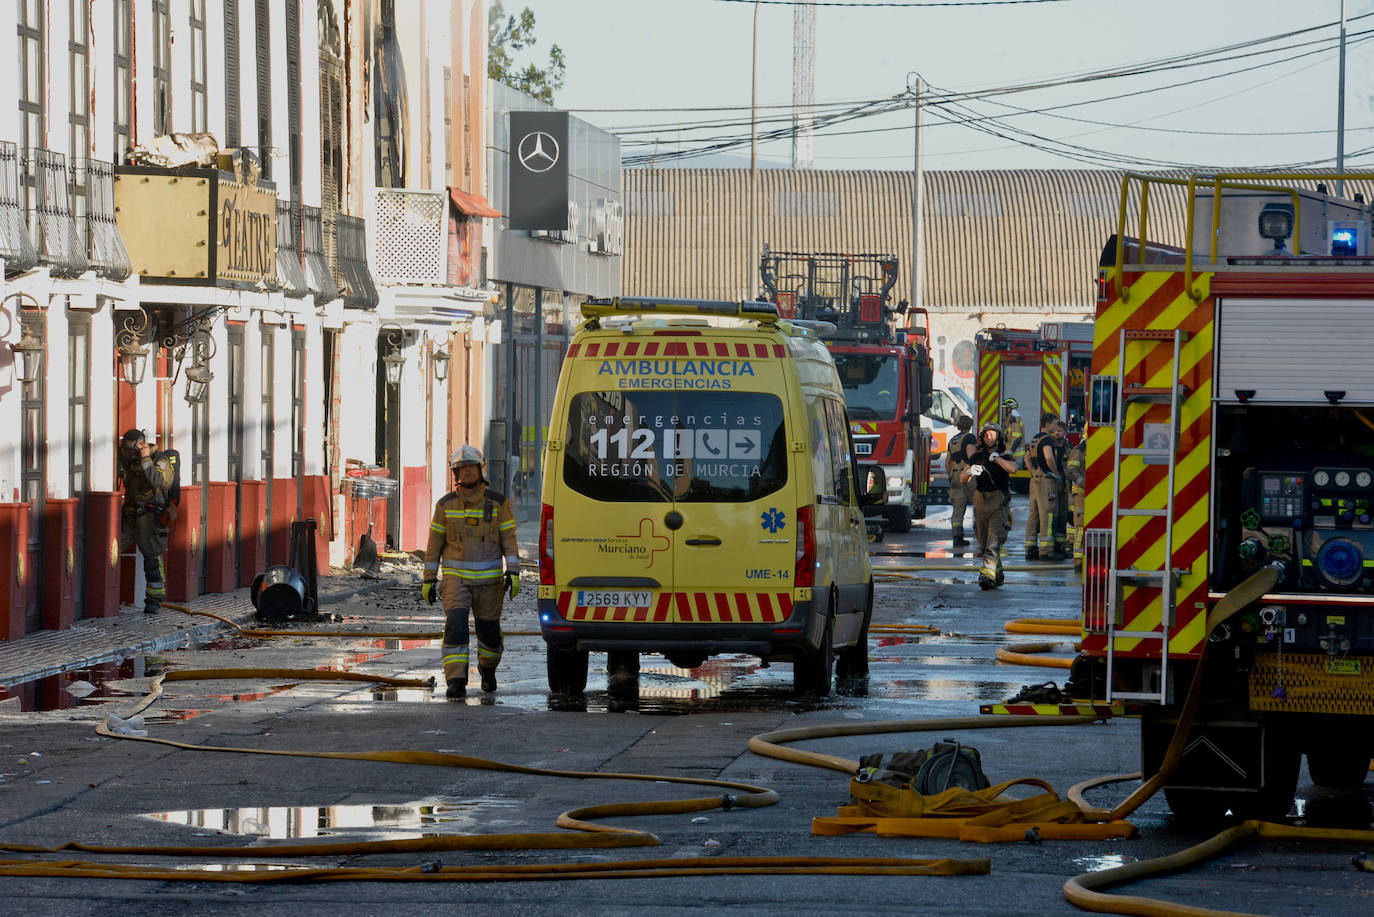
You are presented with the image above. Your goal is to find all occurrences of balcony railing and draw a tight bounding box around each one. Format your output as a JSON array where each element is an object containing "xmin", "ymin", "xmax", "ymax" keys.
[
  {"xmin": 276, "ymin": 199, "xmax": 308, "ymax": 297},
  {"xmin": 28, "ymin": 148, "xmax": 88, "ymax": 278},
  {"xmin": 0, "ymin": 141, "xmax": 37, "ymax": 274},
  {"xmin": 371, "ymin": 188, "xmax": 446, "ymax": 285},
  {"xmin": 336, "ymin": 214, "xmax": 378, "ymax": 309},
  {"xmin": 73, "ymin": 158, "xmax": 132, "ymax": 281},
  {"xmin": 303, "ymin": 205, "xmax": 339, "ymax": 301}
]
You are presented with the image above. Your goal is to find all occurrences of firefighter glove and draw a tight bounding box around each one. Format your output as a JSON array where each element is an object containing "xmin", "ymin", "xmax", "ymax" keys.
[
  {"xmin": 505, "ymin": 571, "xmax": 521, "ymax": 599},
  {"xmin": 422, "ymin": 581, "xmax": 437, "ymax": 605},
  {"xmin": 968, "ymin": 464, "xmax": 985, "ymax": 478}
]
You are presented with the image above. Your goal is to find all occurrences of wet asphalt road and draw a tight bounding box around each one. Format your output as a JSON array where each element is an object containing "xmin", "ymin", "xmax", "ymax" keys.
[{"xmin": 1, "ymin": 495, "xmax": 1373, "ymax": 915}]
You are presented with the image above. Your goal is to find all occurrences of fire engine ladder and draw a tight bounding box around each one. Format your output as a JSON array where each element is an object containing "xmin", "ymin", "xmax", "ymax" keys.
[{"xmin": 1106, "ymin": 327, "xmax": 1190, "ymax": 704}]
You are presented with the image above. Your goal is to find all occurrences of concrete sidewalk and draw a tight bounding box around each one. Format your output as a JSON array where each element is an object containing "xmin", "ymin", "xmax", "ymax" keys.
[{"xmin": 0, "ymin": 521, "xmax": 542, "ymax": 696}]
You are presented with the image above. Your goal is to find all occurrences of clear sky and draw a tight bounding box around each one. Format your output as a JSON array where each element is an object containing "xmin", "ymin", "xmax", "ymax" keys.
[{"xmin": 511, "ymin": 0, "xmax": 1374, "ymax": 171}]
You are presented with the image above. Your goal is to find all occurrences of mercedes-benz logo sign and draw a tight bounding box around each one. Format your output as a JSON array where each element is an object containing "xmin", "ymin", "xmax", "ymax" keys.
[{"xmin": 517, "ymin": 131, "xmax": 560, "ymax": 173}]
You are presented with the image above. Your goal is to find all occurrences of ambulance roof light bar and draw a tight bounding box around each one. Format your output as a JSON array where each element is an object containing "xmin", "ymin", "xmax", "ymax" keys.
[{"xmin": 581, "ymin": 297, "xmax": 779, "ymax": 330}]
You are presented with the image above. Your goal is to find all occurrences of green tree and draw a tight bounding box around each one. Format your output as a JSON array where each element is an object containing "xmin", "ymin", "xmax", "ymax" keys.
[{"xmin": 488, "ymin": 2, "xmax": 566, "ymax": 105}]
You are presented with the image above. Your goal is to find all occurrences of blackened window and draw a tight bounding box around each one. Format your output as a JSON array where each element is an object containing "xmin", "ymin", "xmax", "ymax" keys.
[
  {"xmin": 151, "ymin": 1, "xmax": 172, "ymax": 135},
  {"xmin": 113, "ymin": 0, "xmax": 132, "ymax": 160},
  {"xmin": 190, "ymin": 0, "xmax": 208, "ymax": 133}
]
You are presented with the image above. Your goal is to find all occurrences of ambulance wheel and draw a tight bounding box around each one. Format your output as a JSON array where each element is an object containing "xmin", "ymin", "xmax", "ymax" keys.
[
  {"xmin": 835, "ymin": 580, "xmax": 873, "ymax": 683},
  {"xmin": 886, "ymin": 506, "xmax": 913, "ymax": 534},
  {"xmin": 1306, "ymin": 743, "xmax": 1372, "ymax": 789},
  {"xmin": 793, "ymin": 595, "xmax": 835, "ymax": 697},
  {"xmin": 546, "ymin": 645, "xmax": 589, "ymax": 695}
]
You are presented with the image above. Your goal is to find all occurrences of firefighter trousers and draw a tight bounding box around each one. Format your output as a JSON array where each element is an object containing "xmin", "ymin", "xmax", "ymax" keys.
[
  {"xmin": 948, "ymin": 471, "xmax": 974, "ymax": 540},
  {"xmin": 974, "ymin": 489, "xmax": 1010, "ymax": 578},
  {"xmin": 439, "ymin": 577, "xmax": 505, "ymax": 686},
  {"xmin": 1025, "ymin": 472, "xmax": 1058, "ymax": 556},
  {"xmin": 119, "ymin": 510, "xmax": 169, "ymax": 612}
]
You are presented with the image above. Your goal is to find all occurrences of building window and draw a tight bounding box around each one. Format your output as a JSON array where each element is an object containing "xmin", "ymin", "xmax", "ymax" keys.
[
  {"xmin": 189, "ymin": 0, "xmax": 208, "ymax": 133},
  {"xmin": 18, "ymin": 0, "xmax": 44, "ymax": 216},
  {"xmin": 443, "ymin": 67, "xmax": 452, "ymax": 184},
  {"xmin": 254, "ymin": 0, "xmax": 272, "ymax": 181},
  {"xmin": 285, "ymin": 0, "xmax": 301, "ymax": 203},
  {"xmin": 319, "ymin": 1, "xmax": 344, "ymax": 266},
  {"xmin": 261, "ymin": 324, "xmax": 275, "ymax": 561},
  {"xmin": 225, "ymin": 0, "xmax": 240, "ymax": 147},
  {"xmin": 291, "ymin": 327, "xmax": 306, "ymax": 512},
  {"xmin": 69, "ymin": 0, "xmax": 89, "ymax": 161},
  {"xmin": 113, "ymin": 0, "xmax": 132, "ymax": 160},
  {"xmin": 152, "ymin": 0, "xmax": 172, "ymax": 135}
]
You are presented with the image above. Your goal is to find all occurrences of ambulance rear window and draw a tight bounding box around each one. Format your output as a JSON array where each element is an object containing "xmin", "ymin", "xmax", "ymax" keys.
[{"xmin": 563, "ymin": 391, "xmax": 788, "ymax": 503}]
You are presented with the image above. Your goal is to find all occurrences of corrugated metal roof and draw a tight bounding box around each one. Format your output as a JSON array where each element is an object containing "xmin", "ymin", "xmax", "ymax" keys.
[{"xmin": 622, "ymin": 169, "xmax": 1374, "ymax": 313}]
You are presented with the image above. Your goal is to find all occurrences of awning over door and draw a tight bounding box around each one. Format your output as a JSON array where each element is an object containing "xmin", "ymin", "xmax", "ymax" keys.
[{"xmin": 449, "ymin": 187, "xmax": 502, "ymax": 219}]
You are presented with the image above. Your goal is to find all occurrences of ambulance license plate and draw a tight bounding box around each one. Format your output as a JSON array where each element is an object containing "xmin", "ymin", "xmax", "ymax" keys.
[{"xmin": 576, "ymin": 590, "xmax": 652, "ymax": 608}]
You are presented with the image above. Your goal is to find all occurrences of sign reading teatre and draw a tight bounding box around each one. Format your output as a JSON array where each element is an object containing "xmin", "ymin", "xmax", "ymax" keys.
[
  {"xmin": 217, "ymin": 179, "xmax": 277, "ymax": 283},
  {"xmin": 114, "ymin": 164, "xmax": 278, "ymax": 288}
]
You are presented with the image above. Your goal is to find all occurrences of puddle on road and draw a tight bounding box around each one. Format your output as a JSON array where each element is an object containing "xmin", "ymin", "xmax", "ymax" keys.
[
  {"xmin": 146, "ymin": 796, "xmax": 521, "ymax": 839},
  {"xmin": 0, "ymin": 656, "xmax": 156, "ymax": 712},
  {"xmin": 1071, "ymin": 854, "xmax": 1137, "ymax": 872}
]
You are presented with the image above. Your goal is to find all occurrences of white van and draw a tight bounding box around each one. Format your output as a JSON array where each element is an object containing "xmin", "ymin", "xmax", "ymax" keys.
[
  {"xmin": 926, "ymin": 386, "xmax": 976, "ymax": 502},
  {"xmin": 537, "ymin": 298, "xmax": 884, "ymax": 696}
]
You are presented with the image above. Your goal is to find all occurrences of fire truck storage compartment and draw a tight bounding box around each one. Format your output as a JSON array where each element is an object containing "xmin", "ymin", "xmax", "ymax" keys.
[
  {"xmin": 1216, "ymin": 298, "xmax": 1374, "ymax": 404},
  {"xmin": 1211, "ymin": 403, "xmax": 1374, "ymax": 653}
]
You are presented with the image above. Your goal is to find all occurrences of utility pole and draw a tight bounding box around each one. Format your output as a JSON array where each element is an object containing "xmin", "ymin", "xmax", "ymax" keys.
[
  {"xmin": 1337, "ymin": 0, "xmax": 1348, "ymax": 196},
  {"xmin": 750, "ymin": 0, "xmax": 761, "ymax": 295},
  {"xmin": 909, "ymin": 74, "xmax": 924, "ymax": 312},
  {"xmin": 792, "ymin": 0, "xmax": 815, "ymax": 169}
]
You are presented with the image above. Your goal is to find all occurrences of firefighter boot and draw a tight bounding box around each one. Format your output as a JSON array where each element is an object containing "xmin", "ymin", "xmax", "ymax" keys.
[
  {"xmin": 446, "ymin": 680, "xmax": 467, "ymax": 698},
  {"xmin": 952, "ymin": 526, "xmax": 969, "ymax": 547},
  {"xmin": 995, "ymin": 559, "xmax": 1005, "ymax": 586},
  {"xmin": 479, "ymin": 667, "xmax": 498, "ymax": 693},
  {"xmin": 979, "ymin": 558, "xmax": 998, "ymax": 590},
  {"xmin": 1024, "ymin": 545, "xmax": 1039, "ymax": 561}
]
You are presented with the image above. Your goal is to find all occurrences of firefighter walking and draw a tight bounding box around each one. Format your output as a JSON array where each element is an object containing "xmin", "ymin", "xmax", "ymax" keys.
[
  {"xmin": 118, "ymin": 429, "xmax": 176, "ymax": 614},
  {"xmin": 422, "ymin": 446, "xmax": 520, "ymax": 698},
  {"xmin": 962, "ymin": 422, "xmax": 1017, "ymax": 589},
  {"xmin": 1024, "ymin": 412, "xmax": 1062, "ymax": 560},
  {"xmin": 947, "ymin": 414, "xmax": 976, "ymax": 547}
]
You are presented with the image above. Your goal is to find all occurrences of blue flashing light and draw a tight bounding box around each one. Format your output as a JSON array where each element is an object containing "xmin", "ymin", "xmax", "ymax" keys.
[{"xmin": 1332, "ymin": 227, "xmax": 1359, "ymax": 256}]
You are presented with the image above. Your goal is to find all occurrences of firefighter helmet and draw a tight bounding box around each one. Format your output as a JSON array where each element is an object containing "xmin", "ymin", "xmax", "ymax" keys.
[
  {"xmin": 1001, "ymin": 397, "xmax": 1018, "ymax": 409},
  {"xmin": 450, "ymin": 444, "xmax": 485, "ymax": 468},
  {"xmin": 979, "ymin": 421, "xmax": 1005, "ymax": 442}
]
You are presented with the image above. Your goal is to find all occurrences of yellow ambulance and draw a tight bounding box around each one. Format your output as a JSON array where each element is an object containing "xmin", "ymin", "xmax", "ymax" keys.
[{"xmin": 537, "ymin": 298, "xmax": 883, "ymax": 697}]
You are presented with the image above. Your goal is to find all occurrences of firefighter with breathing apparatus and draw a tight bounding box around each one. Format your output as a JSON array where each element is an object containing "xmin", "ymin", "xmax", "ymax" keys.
[
  {"xmin": 947, "ymin": 414, "xmax": 977, "ymax": 548},
  {"xmin": 961, "ymin": 422, "xmax": 1017, "ymax": 589},
  {"xmin": 118, "ymin": 429, "xmax": 176, "ymax": 614},
  {"xmin": 421, "ymin": 445, "xmax": 520, "ymax": 698}
]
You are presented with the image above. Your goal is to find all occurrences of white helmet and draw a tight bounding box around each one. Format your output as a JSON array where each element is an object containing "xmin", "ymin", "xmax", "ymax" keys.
[{"xmin": 450, "ymin": 444, "xmax": 484, "ymax": 468}]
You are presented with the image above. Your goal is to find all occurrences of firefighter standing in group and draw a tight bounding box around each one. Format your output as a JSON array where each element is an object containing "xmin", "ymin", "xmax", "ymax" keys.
[
  {"xmin": 118, "ymin": 429, "xmax": 176, "ymax": 614},
  {"xmin": 946, "ymin": 414, "xmax": 977, "ymax": 547},
  {"xmin": 962, "ymin": 422, "xmax": 1017, "ymax": 590},
  {"xmin": 1050, "ymin": 420, "xmax": 1071, "ymax": 560},
  {"xmin": 421, "ymin": 446, "xmax": 520, "ymax": 698},
  {"xmin": 1023, "ymin": 411, "xmax": 1062, "ymax": 560},
  {"xmin": 1065, "ymin": 434, "xmax": 1087, "ymax": 566}
]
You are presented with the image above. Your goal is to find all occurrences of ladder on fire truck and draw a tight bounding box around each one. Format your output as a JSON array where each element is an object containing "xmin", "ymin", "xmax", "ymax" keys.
[{"xmin": 1105, "ymin": 327, "xmax": 1189, "ymax": 704}]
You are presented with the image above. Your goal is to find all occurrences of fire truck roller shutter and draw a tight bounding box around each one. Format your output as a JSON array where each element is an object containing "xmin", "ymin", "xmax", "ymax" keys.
[{"xmin": 1217, "ymin": 298, "xmax": 1374, "ymax": 403}]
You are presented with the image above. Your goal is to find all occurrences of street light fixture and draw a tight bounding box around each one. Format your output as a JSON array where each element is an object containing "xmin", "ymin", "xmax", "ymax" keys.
[
  {"xmin": 116, "ymin": 307, "xmax": 151, "ymax": 386},
  {"xmin": 184, "ymin": 360, "xmax": 213, "ymax": 403},
  {"xmin": 4, "ymin": 292, "xmax": 45, "ymax": 386},
  {"xmin": 432, "ymin": 347, "xmax": 451, "ymax": 382},
  {"xmin": 380, "ymin": 325, "xmax": 406, "ymax": 387}
]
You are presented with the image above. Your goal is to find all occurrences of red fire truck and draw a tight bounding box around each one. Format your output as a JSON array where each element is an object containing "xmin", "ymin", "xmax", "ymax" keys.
[
  {"xmin": 1081, "ymin": 171, "xmax": 1374, "ymax": 819},
  {"xmin": 760, "ymin": 249, "xmax": 933, "ymax": 532},
  {"xmin": 974, "ymin": 323, "xmax": 1093, "ymax": 488}
]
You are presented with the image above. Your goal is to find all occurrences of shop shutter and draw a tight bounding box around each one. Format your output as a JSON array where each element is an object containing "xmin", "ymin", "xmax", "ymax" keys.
[{"xmin": 1216, "ymin": 297, "xmax": 1374, "ymax": 404}]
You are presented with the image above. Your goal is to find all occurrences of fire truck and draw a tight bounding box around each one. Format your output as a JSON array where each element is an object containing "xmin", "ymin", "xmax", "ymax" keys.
[
  {"xmin": 974, "ymin": 323, "xmax": 1093, "ymax": 489},
  {"xmin": 1081, "ymin": 171, "xmax": 1374, "ymax": 819},
  {"xmin": 759, "ymin": 249, "xmax": 933, "ymax": 532}
]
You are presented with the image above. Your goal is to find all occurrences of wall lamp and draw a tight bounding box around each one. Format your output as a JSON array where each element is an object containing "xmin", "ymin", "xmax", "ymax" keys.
[
  {"xmin": 380, "ymin": 324, "xmax": 406, "ymax": 387},
  {"xmin": 4, "ymin": 292, "xmax": 46, "ymax": 386},
  {"xmin": 432, "ymin": 347, "xmax": 451, "ymax": 382},
  {"xmin": 116, "ymin": 307, "xmax": 152, "ymax": 385}
]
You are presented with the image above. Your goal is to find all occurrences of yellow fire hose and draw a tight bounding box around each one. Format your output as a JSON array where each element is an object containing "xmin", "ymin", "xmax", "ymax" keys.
[
  {"xmin": 994, "ymin": 642, "xmax": 1078, "ymax": 669},
  {"xmin": 1006, "ymin": 618, "xmax": 1082, "ymax": 636},
  {"xmin": 0, "ymin": 667, "xmax": 986, "ymax": 883}
]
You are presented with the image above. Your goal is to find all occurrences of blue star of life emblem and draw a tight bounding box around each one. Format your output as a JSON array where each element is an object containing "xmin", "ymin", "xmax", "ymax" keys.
[{"xmin": 761, "ymin": 508, "xmax": 786, "ymax": 533}]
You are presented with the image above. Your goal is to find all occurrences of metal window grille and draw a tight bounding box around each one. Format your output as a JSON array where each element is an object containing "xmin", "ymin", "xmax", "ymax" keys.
[
  {"xmin": 72, "ymin": 158, "xmax": 131, "ymax": 280},
  {"xmin": 28, "ymin": 148, "xmax": 88, "ymax": 278},
  {"xmin": 0, "ymin": 142, "xmax": 38, "ymax": 273},
  {"xmin": 336, "ymin": 215, "xmax": 379, "ymax": 309},
  {"xmin": 276, "ymin": 199, "xmax": 308, "ymax": 296},
  {"xmin": 372, "ymin": 188, "xmax": 446, "ymax": 284},
  {"xmin": 303, "ymin": 205, "xmax": 339, "ymax": 301}
]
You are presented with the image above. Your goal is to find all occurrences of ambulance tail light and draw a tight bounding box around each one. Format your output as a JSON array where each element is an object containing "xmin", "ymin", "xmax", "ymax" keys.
[
  {"xmin": 795, "ymin": 505, "xmax": 816, "ymax": 588},
  {"xmin": 539, "ymin": 503, "xmax": 555, "ymax": 586}
]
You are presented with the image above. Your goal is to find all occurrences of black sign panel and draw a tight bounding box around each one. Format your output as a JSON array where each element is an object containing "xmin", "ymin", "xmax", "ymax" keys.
[{"xmin": 508, "ymin": 111, "xmax": 570, "ymax": 231}]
